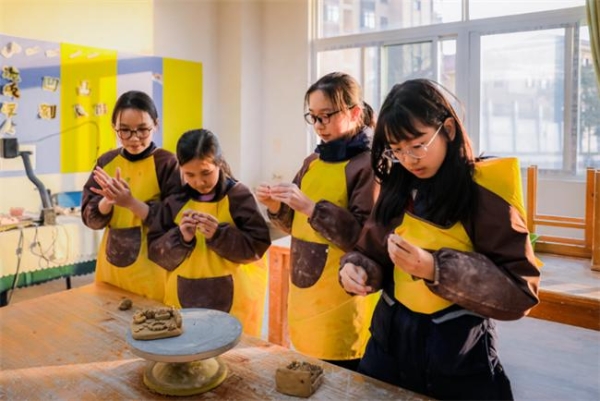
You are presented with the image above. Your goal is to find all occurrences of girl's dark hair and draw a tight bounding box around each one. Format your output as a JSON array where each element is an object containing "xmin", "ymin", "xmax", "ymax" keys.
[
  {"xmin": 177, "ymin": 128, "xmax": 234, "ymax": 180},
  {"xmin": 372, "ymin": 79, "xmax": 476, "ymax": 226},
  {"xmin": 111, "ymin": 90, "xmax": 158, "ymax": 125},
  {"xmin": 304, "ymin": 72, "xmax": 376, "ymax": 130}
]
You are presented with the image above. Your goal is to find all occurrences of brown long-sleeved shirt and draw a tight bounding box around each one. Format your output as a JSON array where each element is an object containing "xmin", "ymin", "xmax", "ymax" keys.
[{"xmin": 342, "ymin": 183, "xmax": 541, "ymax": 321}]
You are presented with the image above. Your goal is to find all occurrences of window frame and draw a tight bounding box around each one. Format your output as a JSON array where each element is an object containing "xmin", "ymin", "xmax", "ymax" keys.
[{"xmin": 310, "ymin": 2, "xmax": 589, "ymax": 177}]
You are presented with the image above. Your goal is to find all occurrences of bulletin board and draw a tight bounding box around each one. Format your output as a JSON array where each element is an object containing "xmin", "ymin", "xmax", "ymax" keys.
[{"xmin": 0, "ymin": 34, "xmax": 202, "ymax": 177}]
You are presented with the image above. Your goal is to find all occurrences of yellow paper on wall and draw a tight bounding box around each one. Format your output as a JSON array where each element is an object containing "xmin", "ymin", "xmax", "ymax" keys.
[
  {"xmin": 60, "ymin": 43, "xmax": 117, "ymax": 173},
  {"xmin": 162, "ymin": 58, "xmax": 203, "ymax": 152}
]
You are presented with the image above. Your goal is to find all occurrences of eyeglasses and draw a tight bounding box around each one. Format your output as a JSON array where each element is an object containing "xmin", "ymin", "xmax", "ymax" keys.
[
  {"xmin": 383, "ymin": 124, "xmax": 443, "ymax": 162},
  {"xmin": 116, "ymin": 126, "xmax": 153, "ymax": 140},
  {"xmin": 304, "ymin": 110, "xmax": 342, "ymax": 125}
]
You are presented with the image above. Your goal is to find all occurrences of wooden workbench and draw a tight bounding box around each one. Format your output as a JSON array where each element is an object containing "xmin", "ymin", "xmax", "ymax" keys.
[{"xmin": 0, "ymin": 282, "xmax": 429, "ymax": 400}]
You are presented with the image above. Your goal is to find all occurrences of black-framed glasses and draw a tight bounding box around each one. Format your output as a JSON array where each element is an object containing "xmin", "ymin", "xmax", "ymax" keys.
[
  {"xmin": 116, "ymin": 126, "xmax": 154, "ymax": 140},
  {"xmin": 383, "ymin": 124, "xmax": 443, "ymax": 162},
  {"xmin": 304, "ymin": 110, "xmax": 342, "ymax": 125}
]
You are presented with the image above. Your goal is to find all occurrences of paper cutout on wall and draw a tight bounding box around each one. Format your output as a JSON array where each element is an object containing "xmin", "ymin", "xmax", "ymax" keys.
[
  {"xmin": 2, "ymin": 82, "xmax": 20, "ymax": 98},
  {"xmin": 2, "ymin": 66, "xmax": 21, "ymax": 82},
  {"xmin": 42, "ymin": 76, "xmax": 60, "ymax": 92},
  {"xmin": 0, "ymin": 118, "xmax": 16, "ymax": 135},
  {"xmin": 45, "ymin": 49, "xmax": 59, "ymax": 58},
  {"xmin": 0, "ymin": 102, "xmax": 18, "ymax": 117},
  {"xmin": 25, "ymin": 46, "xmax": 41, "ymax": 56},
  {"xmin": 39, "ymin": 104, "xmax": 57, "ymax": 119},
  {"xmin": 94, "ymin": 103, "xmax": 107, "ymax": 116},
  {"xmin": 1, "ymin": 41, "xmax": 22, "ymax": 58},
  {"xmin": 73, "ymin": 104, "xmax": 88, "ymax": 118},
  {"xmin": 76, "ymin": 80, "xmax": 90, "ymax": 96}
]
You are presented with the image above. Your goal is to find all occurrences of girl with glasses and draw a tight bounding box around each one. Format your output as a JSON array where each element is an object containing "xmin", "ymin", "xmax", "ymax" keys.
[
  {"xmin": 338, "ymin": 79, "xmax": 541, "ymax": 400},
  {"xmin": 82, "ymin": 90, "xmax": 182, "ymax": 302},
  {"xmin": 256, "ymin": 72, "xmax": 379, "ymax": 371},
  {"xmin": 147, "ymin": 129, "xmax": 271, "ymax": 337}
]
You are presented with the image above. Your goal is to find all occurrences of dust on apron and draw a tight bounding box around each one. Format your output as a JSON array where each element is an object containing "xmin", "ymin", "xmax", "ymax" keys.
[
  {"xmin": 393, "ymin": 157, "xmax": 534, "ymax": 313},
  {"xmin": 164, "ymin": 196, "xmax": 267, "ymax": 337}
]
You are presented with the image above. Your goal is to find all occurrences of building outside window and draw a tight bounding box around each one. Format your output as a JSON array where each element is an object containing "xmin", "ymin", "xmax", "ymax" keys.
[{"xmin": 312, "ymin": 0, "xmax": 596, "ymax": 176}]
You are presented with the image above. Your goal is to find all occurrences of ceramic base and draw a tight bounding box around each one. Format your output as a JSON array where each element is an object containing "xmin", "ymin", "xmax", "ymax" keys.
[{"xmin": 143, "ymin": 357, "xmax": 228, "ymax": 396}]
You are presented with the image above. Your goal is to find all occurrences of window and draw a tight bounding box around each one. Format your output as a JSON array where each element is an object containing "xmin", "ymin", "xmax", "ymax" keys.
[
  {"xmin": 312, "ymin": 0, "xmax": 595, "ymax": 175},
  {"xmin": 324, "ymin": 4, "xmax": 339, "ymax": 23},
  {"xmin": 363, "ymin": 11, "xmax": 376, "ymax": 29},
  {"xmin": 469, "ymin": 0, "xmax": 585, "ymax": 20},
  {"xmin": 318, "ymin": 0, "xmax": 459, "ymax": 37},
  {"xmin": 380, "ymin": 16, "xmax": 389, "ymax": 28}
]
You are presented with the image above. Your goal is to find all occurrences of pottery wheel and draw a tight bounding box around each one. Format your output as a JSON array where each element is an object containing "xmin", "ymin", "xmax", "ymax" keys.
[{"xmin": 126, "ymin": 308, "xmax": 242, "ymax": 396}]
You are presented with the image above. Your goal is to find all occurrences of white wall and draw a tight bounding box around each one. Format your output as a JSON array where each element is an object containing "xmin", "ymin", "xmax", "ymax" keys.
[
  {"xmin": 0, "ymin": 0, "xmax": 154, "ymax": 54},
  {"xmin": 0, "ymin": 0, "xmax": 587, "ymax": 239},
  {"xmin": 0, "ymin": 0, "xmax": 310, "ymax": 212}
]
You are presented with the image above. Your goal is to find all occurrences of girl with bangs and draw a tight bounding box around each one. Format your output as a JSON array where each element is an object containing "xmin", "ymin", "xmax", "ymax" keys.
[
  {"xmin": 256, "ymin": 72, "xmax": 379, "ymax": 370},
  {"xmin": 147, "ymin": 129, "xmax": 271, "ymax": 337},
  {"xmin": 339, "ymin": 79, "xmax": 541, "ymax": 400}
]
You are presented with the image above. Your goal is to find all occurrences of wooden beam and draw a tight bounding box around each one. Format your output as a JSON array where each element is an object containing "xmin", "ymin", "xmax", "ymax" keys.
[
  {"xmin": 526, "ymin": 165, "xmax": 537, "ymax": 232},
  {"xmin": 592, "ymin": 170, "xmax": 600, "ymax": 271},
  {"xmin": 528, "ymin": 289, "xmax": 600, "ymax": 331},
  {"xmin": 585, "ymin": 168, "xmax": 595, "ymax": 249},
  {"xmin": 268, "ymin": 244, "xmax": 291, "ymax": 348},
  {"xmin": 534, "ymin": 216, "xmax": 585, "ymax": 229},
  {"xmin": 535, "ymin": 242, "xmax": 591, "ymax": 258}
]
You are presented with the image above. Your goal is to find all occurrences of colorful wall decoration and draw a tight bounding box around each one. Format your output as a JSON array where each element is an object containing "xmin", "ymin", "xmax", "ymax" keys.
[{"xmin": 0, "ymin": 34, "xmax": 202, "ymax": 177}]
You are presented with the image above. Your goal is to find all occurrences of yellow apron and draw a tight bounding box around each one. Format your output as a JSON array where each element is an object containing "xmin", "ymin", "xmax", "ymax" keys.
[
  {"xmin": 393, "ymin": 157, "xmax": 539, "ymax": 313},
  {"xmin": 289, "ymin": 158, "xmax": 378, "ymax": 360},
  {"xmin": 164, "ymin": 197, "xmax": 267, "ymax": 337},
  {"xmin": 95, "ymin": 154, "xmax": 166, "ymax": 302}
]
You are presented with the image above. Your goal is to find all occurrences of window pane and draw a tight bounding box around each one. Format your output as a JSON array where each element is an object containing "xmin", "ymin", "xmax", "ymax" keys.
[
  {"xmin": 479, "ymin": 30, "xmax": 565, "ymax": 170},
  {"xmin": 470, "ymin": 0, "xmax": 585, "ymax": 20},
  {"xmin": 363, "ymin": 47, "xmax": 380, "ymax": 112},
  {"xmin": 578, "ymin": 26, "xmax": 600, "ymax": 171},
  {"xmin": 317, "ymin": 47, "xmax": 380, "ymax": 114},
  {"xmin": 383, "ymin": 42, "xmax": 433, "ymax": 96},
  {"xmin": 440, "ymin": 39, "xmax": 456, "ymax": 94},
  {"xmin": 318, "ymin": 0, "xmax": 460, "ymax": 38},
  {"xmin": 317, "ymin": 48, "xmax": 361, "ymax": 80}
]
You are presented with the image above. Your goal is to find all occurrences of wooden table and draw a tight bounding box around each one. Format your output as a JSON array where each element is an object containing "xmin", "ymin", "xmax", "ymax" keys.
[{"xmin": 0, "ymin": 282, "xmax": 430, "ymax": 400}]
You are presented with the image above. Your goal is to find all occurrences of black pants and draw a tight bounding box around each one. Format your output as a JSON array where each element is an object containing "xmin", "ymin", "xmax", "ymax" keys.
[
  {"xmin": 322, "ymin": 358, "xmax": 360, "ymax": 372},
  {"xmin": 358, "ymin": 296, "xmax": 514, "ymax": 401}
]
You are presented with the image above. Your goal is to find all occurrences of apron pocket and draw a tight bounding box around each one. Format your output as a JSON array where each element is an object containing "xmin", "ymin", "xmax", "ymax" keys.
[
  {"xmin": 106, "ymin": 226, "xmax": 142, "ymax": 267},
  {"xmin": 177, "ymin": 275, "xmax": 234, "ymax": 312},
  {"xmin": 290, "ymin": 238, "xmax": 328, "ymax": 288}
]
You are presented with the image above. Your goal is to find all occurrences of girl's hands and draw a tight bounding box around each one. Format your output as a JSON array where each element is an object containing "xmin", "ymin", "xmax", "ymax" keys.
[
  {"xmin": 91, "ymin": 167, "xmax": 133, "ymax": 208},
  {"xmin": 255, "ymin": 183, "xmax": 281, "ymax": 213},
  {"xmin": 387, "ymin": 234, "xmax": 435, "ymax": 281},
  {"xmin": 339, "ymin": 263, "xmax": 372, "ymax": 296},
  {"xmin": 179, "ymin": 209, "xmax": 198, "ymax": 243},
  {"xmin": 268, "ymin": 183, "xmax": 315, "ymax": 217},
  {"xmin": 179, "ymin": 210, "xmax": 219, "ymax": 243}
]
